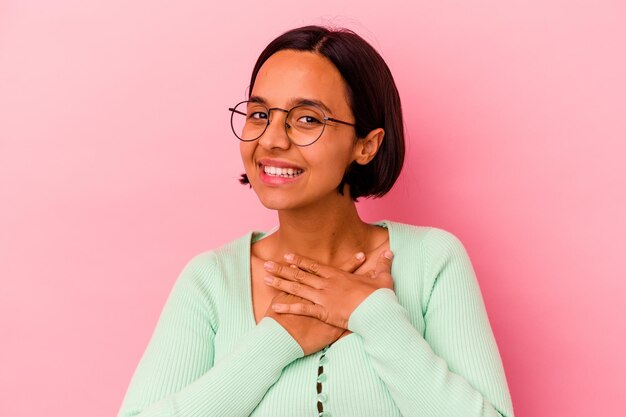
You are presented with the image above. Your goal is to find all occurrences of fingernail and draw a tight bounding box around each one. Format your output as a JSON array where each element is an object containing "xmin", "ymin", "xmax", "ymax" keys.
[
  {"xmin": 272, "ymin": 304, "xmax": 286, "ymax": 312},
  {"xmin": 284, "ymin": 253, "xmax": 295, "ymax": 261},
  {"xmin": 264, "ymin": 261, "xmax": 274, "ymax": 269},
  {"xmin": 264, "ymin": 276, "xmax": 274, "ymax": 284},
  {"xmin": 355, "ymin": 252, "xmax": 365, "ymax": 260},
  {"xmin": 384, "ymin": 250, "xmax": 394, "ymax": 260}
]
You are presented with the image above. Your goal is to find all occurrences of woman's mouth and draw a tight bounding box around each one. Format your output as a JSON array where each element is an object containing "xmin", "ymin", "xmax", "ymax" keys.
[
  {"xmin": 262, "ymin": 165, "xmax": 304, "ymax": 178},
  {"xmin": 257, "ymin": 161, "xmax": 305, "ymax": 185}
]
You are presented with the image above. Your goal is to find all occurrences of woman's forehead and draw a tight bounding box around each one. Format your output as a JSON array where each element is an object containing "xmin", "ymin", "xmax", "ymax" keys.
[{"xmin": 252, "ymin": 50, "xmax": 350, "ymax": 112}]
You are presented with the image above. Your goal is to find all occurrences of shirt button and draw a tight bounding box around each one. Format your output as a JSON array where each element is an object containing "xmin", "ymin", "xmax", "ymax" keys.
[
  {"xmin": 317, "ymin": 392, "xmax": 328, "ymax": 403},
  {"xmin": 317, "ymin": 373, "xmax": 327, "ymax": 383},
  {"xmin": 319, "ymin": 355, "xmax": 328, "ymax": 365},
  {"xmin": 318, "ymin": 412, "xmax": 331, "ymax": 417}
]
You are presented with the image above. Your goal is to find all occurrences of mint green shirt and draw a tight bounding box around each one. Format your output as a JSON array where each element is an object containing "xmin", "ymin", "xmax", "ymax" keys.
[{"xmin": 117, "ymin": 221, "xmax": 514, "ymax": 417}]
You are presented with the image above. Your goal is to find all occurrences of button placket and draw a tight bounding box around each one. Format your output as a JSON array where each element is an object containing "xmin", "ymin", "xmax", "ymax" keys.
[{"xmin": 316, "ymin": 344, "xmax": 332, "ymax": 417}]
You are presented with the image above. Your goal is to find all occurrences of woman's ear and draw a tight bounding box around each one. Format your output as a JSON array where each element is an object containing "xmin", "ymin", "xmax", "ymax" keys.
[{"xmin": 353, "ymin": 128, "xmax": 385, "ymax": 165}]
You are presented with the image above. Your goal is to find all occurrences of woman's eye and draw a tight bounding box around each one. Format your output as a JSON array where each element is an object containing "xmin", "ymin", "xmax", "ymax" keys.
[
  {"xmin": 249, "ymin": 111, "xmax": 268, "ymax": 120},
  {"xmin": 297, "ymin": 115, "xmax": 322, "ymax": 124}
]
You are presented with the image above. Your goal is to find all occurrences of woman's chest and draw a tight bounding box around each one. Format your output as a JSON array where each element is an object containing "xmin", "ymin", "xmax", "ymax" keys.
[
  {"xmin": 212, "ymin": 255, "xmax": 428, "ymax": 361},
  {"xmin": 249, "ymin": 256, "xmax": 282, "ymax": 324},
  {"xmin": 249, "ymin": 333, "xmax": 403, "ymax": 417}
]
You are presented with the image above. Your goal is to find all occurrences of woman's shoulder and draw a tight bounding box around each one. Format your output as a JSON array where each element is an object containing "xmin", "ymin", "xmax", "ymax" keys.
[
  {"xmin": 385, "ymin": 220, "xmax": 467, "ymax": 253},
  {"xmin": 175, "ymin": 232, "xmax": 252, "ymax": 284},
  {"xmin": 382, "ymin": 221, "xmax": 475, "ymax": 315}
]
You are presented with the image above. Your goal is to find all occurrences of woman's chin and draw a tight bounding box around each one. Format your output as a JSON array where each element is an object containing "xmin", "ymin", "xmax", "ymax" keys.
[{"xmin": 256, "ymin": 196, "xmax": 299, "ymax": 211}]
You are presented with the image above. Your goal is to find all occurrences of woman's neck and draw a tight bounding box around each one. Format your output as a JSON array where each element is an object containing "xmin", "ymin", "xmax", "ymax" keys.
[{"xmin": 270, "ymin": 191, "xmax": 375, "ymax": 267}]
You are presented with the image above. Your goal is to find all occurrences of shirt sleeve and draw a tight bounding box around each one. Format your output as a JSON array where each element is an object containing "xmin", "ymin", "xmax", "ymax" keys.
[
  {"xmin": 117, "ymin": 253, "xmax": 304, "ymax": 417},
  {"xmin": 347, "ymin": 229, "xmax": 515, "ymax": 417}
]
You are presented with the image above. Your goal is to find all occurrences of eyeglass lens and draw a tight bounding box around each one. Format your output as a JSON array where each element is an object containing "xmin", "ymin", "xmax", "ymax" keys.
[{"xmin": 230, "ymin": 101, "xmax": 327, "ymax": 146}]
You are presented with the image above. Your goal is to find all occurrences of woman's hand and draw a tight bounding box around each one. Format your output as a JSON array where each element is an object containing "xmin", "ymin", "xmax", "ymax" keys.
[
  {"xmin": 263, "ymin": 250, "xmax": 394, "ymax": 330},
  {"xmin": 263, "ymin": 251, "xmax": 369, "ymax": 356},
  {"xmin": 264, "ymin": 292, "xmax": 344, "ymax": 356}
]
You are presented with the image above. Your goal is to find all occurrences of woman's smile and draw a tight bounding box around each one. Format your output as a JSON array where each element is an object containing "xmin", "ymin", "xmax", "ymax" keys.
[{"xmin": 258, "ymin": 158, "xmax": 306, "ymax": 185}]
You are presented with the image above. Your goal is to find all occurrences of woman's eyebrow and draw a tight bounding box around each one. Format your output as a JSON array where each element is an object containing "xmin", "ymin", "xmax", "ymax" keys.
[
  {"xmin": 249, "ymin": 95, "xmax": 334, "ymax": 115},
  {"xmin": 288, "ymin": 97, "xmax": 333, "ymax": 115},
  {"xmin": 249, "ymin": 95, "xmax": 267, "ymax": 104}
]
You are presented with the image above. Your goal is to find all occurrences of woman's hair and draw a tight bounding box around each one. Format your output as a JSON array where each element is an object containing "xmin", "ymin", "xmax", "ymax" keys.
[{"xmin": 239, "ymin": 25, "xmax": 405, "ymax": 200}]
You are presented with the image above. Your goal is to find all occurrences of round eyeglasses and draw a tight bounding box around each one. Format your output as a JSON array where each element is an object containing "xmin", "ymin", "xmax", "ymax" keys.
[{"xmin": 228, "ymin": 100, "xmax": 356, "ymax": 147}]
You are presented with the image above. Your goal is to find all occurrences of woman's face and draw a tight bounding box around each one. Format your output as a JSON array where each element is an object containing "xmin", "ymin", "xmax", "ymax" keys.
[{"xmin": 239, "ymin": 50, "xmax": 358, "ymax": 211}]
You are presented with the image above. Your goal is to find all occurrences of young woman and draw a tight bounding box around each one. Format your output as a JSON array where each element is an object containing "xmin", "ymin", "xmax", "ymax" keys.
[{"xmin": 118, "ymin": 26, "xmax": 514, "ymax": 417}]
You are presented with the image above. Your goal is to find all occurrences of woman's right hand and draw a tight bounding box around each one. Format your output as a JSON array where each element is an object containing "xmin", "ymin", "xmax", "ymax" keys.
[
  {"xmin": 263, "ymin": 251, "xmax": 366, "ymax": 355},
  {"xmin": 265, "ymin": 292, "xmax": 344, "ymax": 355}
]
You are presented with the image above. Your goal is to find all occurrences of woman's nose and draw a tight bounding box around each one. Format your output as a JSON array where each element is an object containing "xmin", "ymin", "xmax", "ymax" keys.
[{"xmin": 258, "ymin": 110, "xmax": 291, "ymax": 150}]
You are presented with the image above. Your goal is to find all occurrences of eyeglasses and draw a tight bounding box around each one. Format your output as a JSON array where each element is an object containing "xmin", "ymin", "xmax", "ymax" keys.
[{"xmin": 228, "ymin": 100, "xmax": 356, "ymax": 147}]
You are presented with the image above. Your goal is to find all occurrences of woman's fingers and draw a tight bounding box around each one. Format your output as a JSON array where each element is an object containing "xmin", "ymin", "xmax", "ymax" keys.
[
  {"xmin": 272, "ymin": 301, "xmax": 328, "ymax": 322},
  {"xmin": 283, "ymin": 253, "xmax": 330, "ymax": 277},
  {"xmin": 268, "ymin": 250, "xmax": 396, "ymax": 330},
  {"xmin": 264, "ymin": 275, "xmax": 320, "ymax": 303},
  {"xmin": 374, "ymin": 250, "xmax": 393, "ymax": 275},
  {"xmin": 338, "ymin": 252, "xmax": 366, "ymax": 273},
  {"xmin": 372, "ymin": 250, "xmax": 395, "ymax": 289},
  {"xmin": 264, "ymin": 260, "xmax": 323, "ymax": 287},
  {"xmin": 283, "ymin": 252, "xmax": 366, "ymax": 276}
]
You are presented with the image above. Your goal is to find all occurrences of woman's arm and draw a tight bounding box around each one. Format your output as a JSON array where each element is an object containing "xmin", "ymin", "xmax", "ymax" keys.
[
  {"xmin": 117, "ymin": 253, "xmax": 303, "ymax": 417},
  {"xmin": 347, "ymin": 228, "xmax": 514, "ymax": 417}
]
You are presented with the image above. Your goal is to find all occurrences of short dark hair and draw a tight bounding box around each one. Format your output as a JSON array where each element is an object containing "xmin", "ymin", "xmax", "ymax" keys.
[{"xmin": 239, "ymin": 25, "xmax": 405, "ymax": 201}]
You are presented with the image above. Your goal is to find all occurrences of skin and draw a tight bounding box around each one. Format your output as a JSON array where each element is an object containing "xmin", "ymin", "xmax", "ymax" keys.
[{"xmin": 240, "ymin": 50, "xmax": 395, "ymax": 355}]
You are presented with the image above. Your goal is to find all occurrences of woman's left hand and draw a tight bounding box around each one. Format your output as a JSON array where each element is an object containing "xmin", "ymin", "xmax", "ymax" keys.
[{"xmin": 263, "ymin": 250, "xmax": 395, "ymax": 330}]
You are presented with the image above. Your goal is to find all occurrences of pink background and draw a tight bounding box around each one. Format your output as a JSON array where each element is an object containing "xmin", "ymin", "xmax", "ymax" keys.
[{"xmin": 1, "ymin": 1, "xmax": 624, "ymax": 416}]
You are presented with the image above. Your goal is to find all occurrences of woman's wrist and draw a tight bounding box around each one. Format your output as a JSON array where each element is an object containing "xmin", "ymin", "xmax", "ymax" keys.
[{"xmin": 348, "ymin": 288, "xmax": 400, "ymax": 336}]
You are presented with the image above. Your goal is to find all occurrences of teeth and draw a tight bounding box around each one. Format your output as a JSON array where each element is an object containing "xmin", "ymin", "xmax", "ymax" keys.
[{"xmin": 263, "ymin": 165, "xmax": 303, "ymax": 178}]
